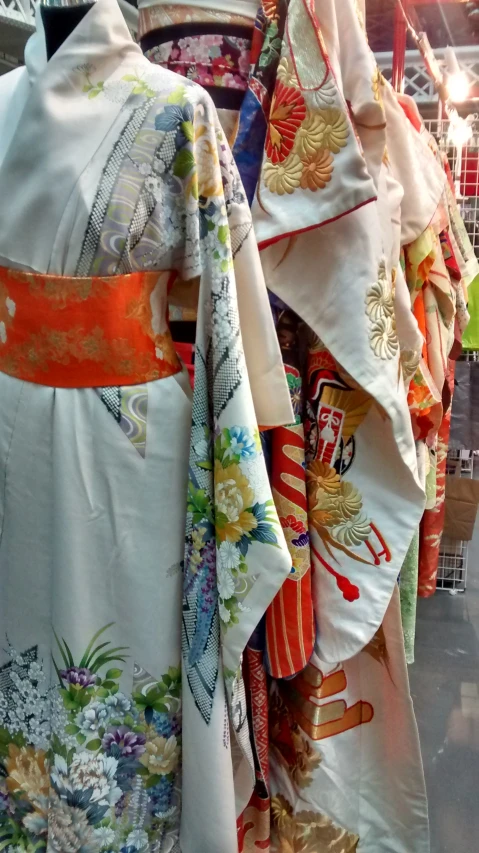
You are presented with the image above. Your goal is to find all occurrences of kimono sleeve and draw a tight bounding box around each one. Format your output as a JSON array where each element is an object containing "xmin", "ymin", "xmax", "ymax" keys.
[{"xmin": 180, "ymin": 91, "xmax": 293, "ymax": 723}]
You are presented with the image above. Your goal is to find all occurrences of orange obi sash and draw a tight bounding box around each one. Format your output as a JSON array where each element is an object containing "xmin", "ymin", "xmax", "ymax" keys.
[{"xmin": 0, "ymin": 267, "xmax": 181, "ymax": 387}]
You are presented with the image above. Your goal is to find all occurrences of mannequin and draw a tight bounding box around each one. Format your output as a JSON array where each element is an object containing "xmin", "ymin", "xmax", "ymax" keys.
[{"xmin": 40, "ymin": 0, "xmax": 96, "ymax": 60}]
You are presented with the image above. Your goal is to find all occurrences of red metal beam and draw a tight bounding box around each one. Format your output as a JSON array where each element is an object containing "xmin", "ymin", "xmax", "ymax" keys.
[{"xmin": 392, "ymin": 0, "xmax": 409, "ymax": 92}]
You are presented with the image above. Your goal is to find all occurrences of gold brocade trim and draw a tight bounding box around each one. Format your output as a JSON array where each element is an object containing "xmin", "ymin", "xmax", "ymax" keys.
[
  {"xmin": 0, "ymin": 267, "xmax": 181, "ymax": 387},
  {"xmin": 138, "ymin": 4, "xmax": 253, "ymax": 39}
]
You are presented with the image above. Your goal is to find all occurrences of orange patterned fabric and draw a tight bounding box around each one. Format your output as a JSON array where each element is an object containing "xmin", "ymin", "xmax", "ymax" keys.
[{"xmin": 0, "ymin": 267, "xmax": 181, "ymax": 387}]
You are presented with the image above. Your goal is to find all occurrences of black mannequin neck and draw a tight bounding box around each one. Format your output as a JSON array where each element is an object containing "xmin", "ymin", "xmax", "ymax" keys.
[{"xmin": 41, "ymin": 4, "xmax": 95, "ymax": 60}]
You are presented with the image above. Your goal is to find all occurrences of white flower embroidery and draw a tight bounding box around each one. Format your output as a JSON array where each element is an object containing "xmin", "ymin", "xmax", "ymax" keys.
[
  {"xmin": 154, "ymin": 157, "xmax": 166, "ymax": 174},
  {"xmin": 217, "ymin": 562, "xmax": 236, "ymax": 600},
  {"xmin": 94, "ymin": 826, "xmax": 116, "ymax": 846},
  {"xmin": 126, "ymin": 829, "xmax": 149, "ymax": 851},
  {"xmin": 219, "ymin": 601, "xmax": 231, "ymax": 624},
  {"xmin": 305, "ymin": 74, "xmax": 337, "ymax": 109},
  {"xmin": 145, "ymin": 175, "xmax": 161, "ymax": 197},
  {"xmin": 75, "ymin": 700, "xmax": 110, "ymax": 735},
  {"xmin": 369, "ymin": 316, "xmax": 399, "ymax": 360},
  {"xmin": 52, "ymin": 752, "xmax": 122, "ymax": 807},
  {"xmin": 5, "ymin": 298, "xmax": 15, "ymax": 317},
  {"xmin": 365, "ymin": 265, "xmax": 394, "ymax": 322},
  {"xmin": 0, "ymin": 322, "xmax": 6, "ymax": 344},
  {"xmin": 219, "ymin": 541, "xmax": 241, "ymax": 571}
]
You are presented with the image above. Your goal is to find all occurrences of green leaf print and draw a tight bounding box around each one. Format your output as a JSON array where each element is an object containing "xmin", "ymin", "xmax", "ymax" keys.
[{"xmin": 174, "ymin": 148, "xmax": 196, "ymax": 179}]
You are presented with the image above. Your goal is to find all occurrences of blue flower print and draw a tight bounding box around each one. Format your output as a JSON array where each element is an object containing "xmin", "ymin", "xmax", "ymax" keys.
[{"xmin": 225, "ymin": 427, "xmax": 257, "ymax": 461}]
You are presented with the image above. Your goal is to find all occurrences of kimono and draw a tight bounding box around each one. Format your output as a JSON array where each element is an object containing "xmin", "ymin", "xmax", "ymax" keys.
[
  {"xmin": 241, "ymin": 1, "xmax": 431, "ymax": 850},
  {"xmin": 0, "ymin": 1, "xmax": 296, "ymax": 852}
]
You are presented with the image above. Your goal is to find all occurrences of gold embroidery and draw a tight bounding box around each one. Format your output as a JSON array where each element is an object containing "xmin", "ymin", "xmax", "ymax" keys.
[
  {"xmin": 271, "ymin": 793, "xmax": 359, "ymax": 853},
  {"xmin": 0, "ymin": 326, "xmax": 168, "ymax": 383},
  {"xmin": 278, "ymin": 663, "xmax": 374, "ymax": 742},
  {"xmin": 314, "ymin": 108, "xmax": 350, "ymax": 154},
  {"xmin": 300, "ymin": 149, "xmax": 334, "ymax": 191},
  {"xmin": 0, "ymin": 267, "xmax": 180, "ymax": 387},
  {"xmin": 264, "ymin": 154, "xmax": 303, "ymax": 195},
  {"xmin": 400, "ymin": 348, "xmax": 422, "ymax": 385},
  {"xmin": 262, "ymin": 0, "xmax": 354, "ymax": 197},
  {"xmin": 15, "ymin": 272, "xmax": 119, "ymax": 309},
  {"xmin": 276, "ymin": 55, "xmax": 300, "ymax": 89},
  {"xmin": 270, "ymin": 693, "xmax": 321, "ymax": 789},
  {"xmin": 372, "ymin": 66, "xmax": 385, "ymax": 103}
]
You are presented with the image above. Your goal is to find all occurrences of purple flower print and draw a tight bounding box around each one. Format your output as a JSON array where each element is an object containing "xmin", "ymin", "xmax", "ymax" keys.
[
  {"xmin": 102, "ymin": 726, "xmax": 146, "ymax": 758},
  {"xmin": 59, "ymin": 666, "xmax": 96, "ymax": 687}
]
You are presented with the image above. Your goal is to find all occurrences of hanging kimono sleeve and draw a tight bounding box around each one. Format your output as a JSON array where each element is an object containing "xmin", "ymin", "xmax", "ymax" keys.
[{"xmin": 180, "ymin": 95, "xmax": 293, "ymax": 846}]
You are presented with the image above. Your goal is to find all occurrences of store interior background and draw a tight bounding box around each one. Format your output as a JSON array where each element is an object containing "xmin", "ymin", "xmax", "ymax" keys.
[{"xmin": 1, "ymin": 1, "xmax": 479, "ymax": 851}]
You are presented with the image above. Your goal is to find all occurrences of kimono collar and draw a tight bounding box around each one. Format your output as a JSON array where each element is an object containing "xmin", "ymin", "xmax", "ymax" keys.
[
  {"xmin": 0, "ymin": 0, "xmax": 143, "ymax": 273},
  {"xmin": 24, "ymin": 0, "xmax": 141, "ymax": 88}
]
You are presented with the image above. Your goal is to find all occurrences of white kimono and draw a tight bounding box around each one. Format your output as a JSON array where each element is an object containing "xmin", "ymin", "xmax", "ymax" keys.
[
  {"xmin": 0, "ymin": 1, "xmax": 294, "ymax": 852},
  {"xmin": 249, "ymin": 1, "xmax": 433, "ymax": 851}
]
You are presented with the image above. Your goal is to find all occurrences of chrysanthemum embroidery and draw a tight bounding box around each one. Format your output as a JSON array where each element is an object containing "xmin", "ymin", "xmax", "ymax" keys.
[
  {"xmin": 265, "ymin": 82, "xmax": 307, "ymax": 165},
  {"xmin": 276, "ymin": 55, "xmax": 300, "ymax": 89},
  {"xmin": 263, "ymin": 56, "xmax": 350, "ymax": 196},
  {"xmin": 365, "ymin": 261, "xmax": 398, "ymax": 361}
]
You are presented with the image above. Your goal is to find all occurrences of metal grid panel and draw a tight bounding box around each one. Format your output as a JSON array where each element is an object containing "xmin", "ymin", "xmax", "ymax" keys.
[
  {"xmin": 424, "ymin": 117, "xmax": 479, "ymax": 257},
  {"xmin": 421, "ymin": 120, "xmax": 479, "ymax": 593},
  {"xmin": 377, "ymin": 47, "xmax": 479, "ymax": 104},
  {"xmin": 436, "ymin": 451, "xmax": 473, "ymax": 594}
]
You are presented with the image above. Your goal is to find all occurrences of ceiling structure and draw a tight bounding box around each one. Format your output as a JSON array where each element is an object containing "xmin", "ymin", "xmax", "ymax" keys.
[{"xmin": 367, "ymin": 0, "xmax": 478, "ymax": 52}]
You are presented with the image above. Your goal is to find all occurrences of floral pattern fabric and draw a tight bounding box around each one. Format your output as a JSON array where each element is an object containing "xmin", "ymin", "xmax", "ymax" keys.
[
  {"xmin": 144, "ymin": 34, "xmax": 251, "ymax": 92},
  {"xmin": 0, "ymin": 628, "xmax": 182, "ymax": 853}
]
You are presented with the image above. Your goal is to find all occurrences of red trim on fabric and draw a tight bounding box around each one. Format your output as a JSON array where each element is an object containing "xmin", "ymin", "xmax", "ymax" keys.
[{"xmin": 257, "ymin": 196, "xmax": 377, "ymax": 251}]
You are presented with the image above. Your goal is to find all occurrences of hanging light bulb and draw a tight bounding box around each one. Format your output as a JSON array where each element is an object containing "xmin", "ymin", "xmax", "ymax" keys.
[
  {"xmin": 448, "ymin": 111, "xmax": 473, "ymax": 148},
  {"xmin": 448, "ymin": 71, "xmax": 470, "ymax": 103},
  {"xmin": 444, "ymin": 46, "xmax": 470, "ymax": 103}
]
